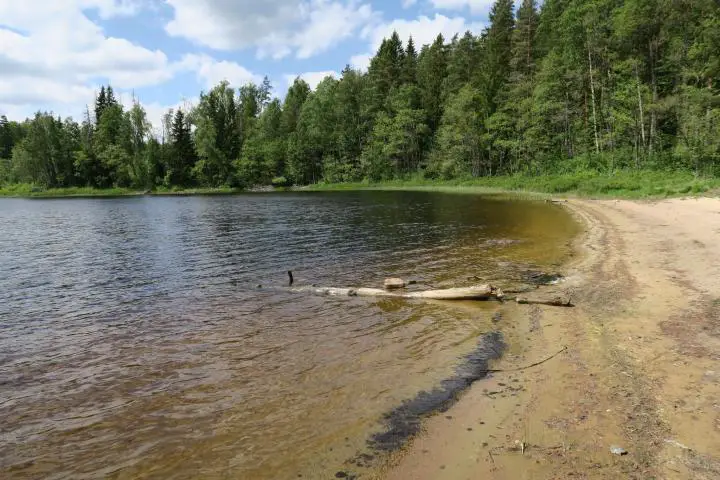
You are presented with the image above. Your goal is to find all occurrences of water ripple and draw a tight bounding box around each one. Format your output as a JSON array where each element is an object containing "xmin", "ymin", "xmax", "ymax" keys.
[{"xmin": 0, "ymin": 191, "xmax": 578, "ymax": 479}]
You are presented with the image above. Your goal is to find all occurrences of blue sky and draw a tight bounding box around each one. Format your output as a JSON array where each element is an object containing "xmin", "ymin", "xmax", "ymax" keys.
[{"xmin": 0, "ymin": 1, "xmax": 498, "ymax": 129}]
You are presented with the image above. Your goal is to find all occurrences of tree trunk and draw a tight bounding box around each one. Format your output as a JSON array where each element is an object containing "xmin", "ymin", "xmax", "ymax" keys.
[
  {"xmin": 588, "ymin": 42, "xmax": 600, "ymax": 155},
  {"xmin": 564, "ymin": 90, "xmax": 573, "ymax": 158},
  {"xmin": 649, "ymin": 41, "xmax": 658, "ymax": 156},
  {"xmin": 635, "ymin": 64, "xmax": 646, "ymax": 161}
]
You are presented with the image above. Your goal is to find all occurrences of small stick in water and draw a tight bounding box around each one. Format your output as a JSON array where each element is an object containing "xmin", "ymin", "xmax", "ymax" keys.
[{"xmin": 288, "ymin": 270, "xmax": 294, "ymax": 286}]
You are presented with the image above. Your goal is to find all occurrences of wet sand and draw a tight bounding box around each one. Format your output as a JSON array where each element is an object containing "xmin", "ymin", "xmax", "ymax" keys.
[{"xmin": 381, "ymin": 197, "xmax": 720, "ymax": 479}]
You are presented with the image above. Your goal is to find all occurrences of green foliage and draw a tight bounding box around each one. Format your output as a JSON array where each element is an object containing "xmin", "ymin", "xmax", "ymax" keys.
[
  {"xmin": 430, "ymin": 85, "xmax": 484, "ymax": 178},
  {"xmin": 361, "ymin": 85, "xmax": 429, "ymax": 180},
  {"xmin": 287, "ymin": 77, "xmax": 338, "ymax": 184},
  {"xmin": 166, "ymin": 109, "xmax": 196, "ymax": 187},
  {"xmin": 306, "ymin": 170, "xmax": 720, "ymax": 199},
  {"xmin": 417, "ymin": 34, "xmax": 448, "ymax": 134},
  {"xmin": 4, "ymin": 2, "xmax": 720, "ymax": 193},
  {"xmin": 11, "ymin": 113, "xmax": 78, "ymax": 188},
  {"xmin": 192, "ymin": 81, "xmax": 240, "ymax": 186}
]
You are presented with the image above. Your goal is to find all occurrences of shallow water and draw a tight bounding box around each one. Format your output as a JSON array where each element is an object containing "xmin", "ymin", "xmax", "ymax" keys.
[{"xmin": 0, "ymin": 191, "xmax": 578, "ymax": 479}]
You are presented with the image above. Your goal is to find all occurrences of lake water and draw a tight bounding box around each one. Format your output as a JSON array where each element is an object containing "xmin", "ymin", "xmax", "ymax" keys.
[{"xmin": 0, "ymin": 191, "xmax": 578, "ymax": 479}]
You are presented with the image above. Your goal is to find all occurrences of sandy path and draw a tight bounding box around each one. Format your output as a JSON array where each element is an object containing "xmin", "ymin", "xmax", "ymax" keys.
[{"xmin": 379, "ymin": 198, "xmax": 720, "ymax": 479}]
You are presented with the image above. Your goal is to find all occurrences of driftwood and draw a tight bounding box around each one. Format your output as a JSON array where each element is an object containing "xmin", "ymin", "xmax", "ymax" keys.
[
  {"xmin": 485, "ymin": 346, "xmax": 568, "ymax": 372},
  {"xmin": 289, "ymin": 284, "xmax": 503, "ymax": 301},
  {"xmin": 286, "ymin": 285, "xmax": 574, "ymax": 306},
  {"xmin": 283, "ymin": 275, "xmax": 573, "ymax": 307},
  {"xmin": 516, "ymin": 295, "xmax": 573, "ymax": 307},
  {"xmin": 384, "ymin": 278, "xmax": 407, "ymax": 289}
]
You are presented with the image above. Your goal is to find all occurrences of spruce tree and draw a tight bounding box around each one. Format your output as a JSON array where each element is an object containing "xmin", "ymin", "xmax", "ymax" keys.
[
  {"xmin": 482, "ymin": 0, "xmax": 516, "ymax": 112},
  {"xmin": 444, "ymin": 31, "xmax": 480, "ymax": 99},
  {"xmin": 0, "ymin": 115, "xmax": 13, "ymax": 159},
  {"xmin": 402, "ymin": 36, "xmax": 418, "ymax": 85},
  {"xmin": 417, "ymin": 34, "xmax": 448, "ymax": 134},
  {"xmin": 95, "ymin": 86, "xmax": 107, "ymax": 126},
  {"xmin": 106, "ymin": 85, "xmax": 118, "ymax": 107},
  {"xmin": 168, "ymin": 109, "xmax": 196, "ymax": 186}
]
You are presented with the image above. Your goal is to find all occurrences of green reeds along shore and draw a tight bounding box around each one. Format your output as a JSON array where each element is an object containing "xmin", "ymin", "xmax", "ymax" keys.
[
  {"xmin": 2, "ymin": 171, "xmax": 719, "ymax": 199},
  {"xmin": 303, "ymin": 171, "xmax": 720, "ymax": 199}
]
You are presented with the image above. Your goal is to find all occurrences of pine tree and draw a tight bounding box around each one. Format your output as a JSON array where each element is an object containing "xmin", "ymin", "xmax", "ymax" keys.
[{"xmin": 512, "ymin": 0, "xmax": 539, "ymax": 77}]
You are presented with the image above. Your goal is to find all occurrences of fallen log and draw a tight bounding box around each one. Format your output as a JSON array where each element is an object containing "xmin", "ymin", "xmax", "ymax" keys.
[
  {"xmin": 280, "ymin": 273, "xmax": 574, "ymax": 307},
  {"xmin": 289, "ymin": 284, "xmax": 503, "ymax": 301}
]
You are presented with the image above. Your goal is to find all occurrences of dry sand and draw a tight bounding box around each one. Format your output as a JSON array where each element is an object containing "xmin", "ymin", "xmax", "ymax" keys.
[{"xmin": 378, "ymin": 197, "xmax": 720, "ymax": 479}]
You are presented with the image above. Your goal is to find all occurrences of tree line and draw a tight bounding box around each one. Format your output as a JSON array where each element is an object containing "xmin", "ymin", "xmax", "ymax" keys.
[{"xmin": 1, "ymin": 0, "xmax": 719, "ymax": 190}]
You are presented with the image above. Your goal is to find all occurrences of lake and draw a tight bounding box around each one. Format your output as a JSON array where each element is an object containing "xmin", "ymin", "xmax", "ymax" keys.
[{"xmin": 0, "ymin": 191, "xmax": 578, "ymax": 479}]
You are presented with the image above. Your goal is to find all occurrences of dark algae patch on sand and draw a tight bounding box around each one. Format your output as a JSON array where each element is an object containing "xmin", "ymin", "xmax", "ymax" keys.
[{"xmin": 369, "ymin": 332, "xmax": 505, "ymax": 452}]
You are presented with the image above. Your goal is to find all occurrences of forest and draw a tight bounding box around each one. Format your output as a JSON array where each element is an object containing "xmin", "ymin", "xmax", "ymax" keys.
[{"xmin": 1, "ymin": 0, "xmax": 719, "ymax": 191}]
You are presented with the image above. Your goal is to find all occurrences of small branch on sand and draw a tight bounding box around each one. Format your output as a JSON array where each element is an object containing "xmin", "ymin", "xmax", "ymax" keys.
[{"xmin": 485, "ymin": 346, "xmax": 568, "ymax": 373}]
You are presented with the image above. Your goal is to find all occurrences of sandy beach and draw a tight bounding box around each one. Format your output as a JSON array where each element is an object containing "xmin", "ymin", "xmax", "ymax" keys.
[{"xmin": 380, "ymin": 197, "xmax": 720, "ymax": 479}]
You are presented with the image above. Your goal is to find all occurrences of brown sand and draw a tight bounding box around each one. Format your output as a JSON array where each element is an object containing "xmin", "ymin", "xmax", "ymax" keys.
[{"xmin": 379, "ymin": 197, "xmax": 720, "ymax": 479}]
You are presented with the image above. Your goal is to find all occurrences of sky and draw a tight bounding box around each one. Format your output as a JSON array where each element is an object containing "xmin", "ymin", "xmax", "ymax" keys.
[{"xmin": 0, "ymin": 0, "xmax": 499, "ymax": 129}]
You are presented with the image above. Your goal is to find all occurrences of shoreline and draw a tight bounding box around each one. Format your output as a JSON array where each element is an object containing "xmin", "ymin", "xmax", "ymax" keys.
[
  {"xmin": 379, "ymin": 198, "xmax": 720, "ymax": 479},
  {"xmin": 2, "ymin": 171, "xmax": 719, "ymax": 199}
]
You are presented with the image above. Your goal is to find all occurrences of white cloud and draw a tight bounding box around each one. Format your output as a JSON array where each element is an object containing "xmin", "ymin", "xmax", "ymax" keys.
[
  {"xmin": 363, "ymin": 14, "xmax": 485, "ymax": 52},
  {"xmin": 402, "ymin": 0, "xmax": 418, "ymax": 8},
  {"xmin": 349, "ymin": 53, "xmax": 373, "ymax": 71},
  {"xmin": 165, "ymin": 0, "xmax": 379, "ymax": 60},
  {"xmin": 429, "ymin": 0, "xmax": 496, "ymax": 14},
  {"xmin": 349, "ymin": 13, "xmax": 485, "ymax": 72},
  {"xmin": 0, "ymin": 1, "xmax": 175, "ymax": 120},
  {"xmin": 284, "ymin": 71, "xmax": 339, "ymax": 91},
  {"xmin": 177, "ymin": 54, "xmax": 262, "ymax": 90}
]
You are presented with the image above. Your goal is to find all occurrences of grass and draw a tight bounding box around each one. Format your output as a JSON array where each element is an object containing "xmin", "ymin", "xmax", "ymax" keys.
[
  {"xmin": 304, "ymin": 170, "xmax": 720, "ymax": 199},
  {"xmin": 0, "ymin": 184, "xmax": 140, "ymax": 198},
  {"xmin": 0, "ymin": 184, "xmax": 243, "ymax": 198},
  {"xmin": 2, "ymin": 170, "xmax": 719, "ymax": 199}
]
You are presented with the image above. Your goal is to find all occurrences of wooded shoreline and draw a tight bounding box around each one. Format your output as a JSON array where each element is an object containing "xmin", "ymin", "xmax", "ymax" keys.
[{"xmin": 2, "ymin": 1, "xmax": 718, "ymax": 197}]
